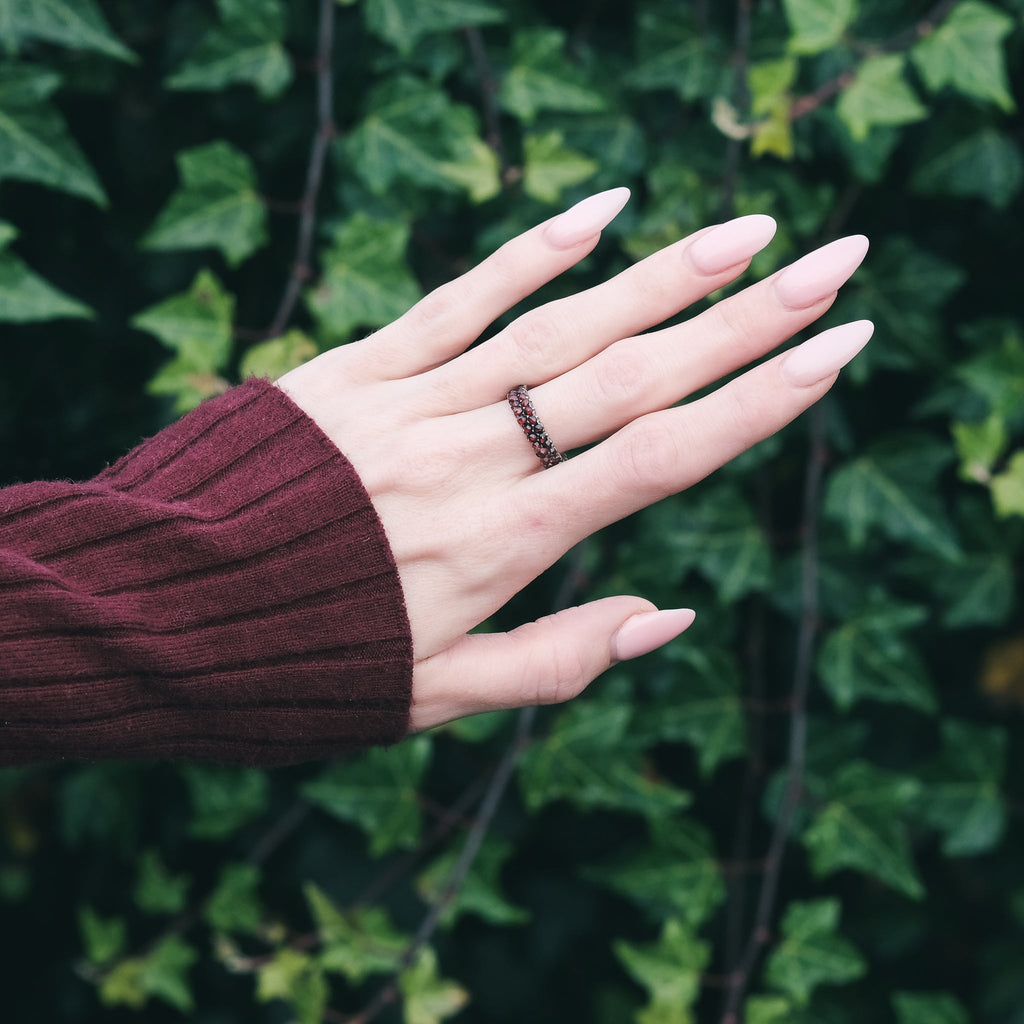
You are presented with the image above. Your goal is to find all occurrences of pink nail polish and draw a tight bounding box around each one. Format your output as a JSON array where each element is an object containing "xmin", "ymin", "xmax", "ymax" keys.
[
  {"xmin": 543, "ymin": 187, "xmax": 631, "ymax": 249},
  {"xmin": 612, "ymin": 608, "xmax": 696, "ymax": 662},
  {"xmin": 780, "ymin": 320, "xmax": 874, "ymax": 387},
  {"xmin": 774, "ymin": 235, "xmax": 869, "ymax": 309},
  {"xmin": 687, "ymin": 214, "xmax": 777, "ymax": 275}
]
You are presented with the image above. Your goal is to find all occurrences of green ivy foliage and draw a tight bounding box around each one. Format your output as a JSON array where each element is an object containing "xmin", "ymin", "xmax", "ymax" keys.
[{"xmin": 2, "ymin": 0, "xmax": 1024, "ymax": 1021}]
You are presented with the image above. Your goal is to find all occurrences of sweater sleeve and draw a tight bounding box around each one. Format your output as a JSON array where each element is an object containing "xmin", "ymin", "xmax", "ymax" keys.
[{"xmin": 0, "ymin": 378, "xmax": 413, "ymax": 765}]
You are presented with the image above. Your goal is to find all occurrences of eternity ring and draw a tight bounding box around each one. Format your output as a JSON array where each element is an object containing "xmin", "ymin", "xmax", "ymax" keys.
[{"xmin": 507, "ymin": 385, "xmax": 566, "ymax": 469}]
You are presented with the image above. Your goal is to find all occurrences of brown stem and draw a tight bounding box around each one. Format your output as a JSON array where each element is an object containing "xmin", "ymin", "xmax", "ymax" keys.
[
  {"xmin": 264, "ymin": 0, "xmax": 336, "ymax": 340},
  {"xmin": 344, "ymin": 542, "xmax": 593, "ymax": 1023},
  {"xmin": 719, "ymin": 403, "xmax": 827, "ymax": 1023},
  {"xmin": 788, "ymin": 0, "xmax": 963, "ymax": 123}
]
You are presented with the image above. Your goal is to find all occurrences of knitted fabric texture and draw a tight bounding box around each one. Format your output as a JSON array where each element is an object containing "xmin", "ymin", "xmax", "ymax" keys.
[{"xmin": 0, "ymin": 378, "xmax": 413, "ymax": 765}]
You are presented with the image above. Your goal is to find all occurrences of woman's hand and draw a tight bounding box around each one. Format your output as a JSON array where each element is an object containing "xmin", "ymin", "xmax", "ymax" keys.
[{"xmin": 277, "ymin": 189, "xmax": 871, "ymax": 730}]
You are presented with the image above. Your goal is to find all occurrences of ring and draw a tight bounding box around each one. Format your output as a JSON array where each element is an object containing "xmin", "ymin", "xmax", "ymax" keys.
[{"xmin": 507, "ymin": 385, "xmax": 566, "ymax": 469}]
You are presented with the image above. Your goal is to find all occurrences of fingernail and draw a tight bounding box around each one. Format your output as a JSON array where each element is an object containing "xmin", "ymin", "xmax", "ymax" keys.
[
  {"xmin": 687, "ymin": 214, "xmax": 777, "ymax": 275},
  {"xmin": 780, "ymin": 320, "xmax": 874, "ymax": 387},
  {"xmin": 774, "ymin": 235, "xmax": 869, "ymax": 309},
  {"xmin": 612, "ymin": 608, "xmax": 696, "ymax": 662},
  {"xmin": 544, "ymin": 187, "xmax": 631, "ymax": 249}
]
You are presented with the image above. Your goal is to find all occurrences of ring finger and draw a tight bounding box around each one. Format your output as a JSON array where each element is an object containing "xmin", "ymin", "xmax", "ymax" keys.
[{"xmin": 529, "ymin": 233, "xmax": 870, "ymax": 453}]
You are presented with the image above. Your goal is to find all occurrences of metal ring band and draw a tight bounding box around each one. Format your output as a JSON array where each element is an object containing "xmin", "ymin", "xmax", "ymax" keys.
[{"xmin": 507, "ymin": 385, "xmax": 566, "ymax": 469}]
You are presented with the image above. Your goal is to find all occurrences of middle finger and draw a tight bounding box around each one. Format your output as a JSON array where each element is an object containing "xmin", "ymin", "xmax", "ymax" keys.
[
  {"xmin": 421, "ymin": 214, "xmax": 779, "ymax": 410},
  {"xmin": 533, "ymin": 233, "xmax": 870, "ymax": 452}
]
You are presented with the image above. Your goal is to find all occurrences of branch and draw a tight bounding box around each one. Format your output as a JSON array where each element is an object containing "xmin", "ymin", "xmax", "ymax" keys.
[
  {"xmin": 718, "ymin": 0, "xmax": 754, "ymax": 218},
  {"xmin": 719, "ymin": 402, "xmax": 827, "ymax": 1024},
  {"xmin": 463, "ymin": 26, "xmax": 511, "ymax": 184},
  {"xmin": 788, "ymin": 0, "xmax": 963, "ymax": 122},
  {"xmin": 263, "ymin": 0, "xmax": 336, "ymax": 340},
  {"xmin": 345, "ymin": 541, "xmax": 593, "ymax": 1023}
]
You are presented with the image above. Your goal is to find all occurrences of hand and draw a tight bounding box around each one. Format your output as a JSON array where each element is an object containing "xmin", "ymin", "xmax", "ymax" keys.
[{"xmin": 278, "ymin": 189, "xmax": 871, "ymax": 730}]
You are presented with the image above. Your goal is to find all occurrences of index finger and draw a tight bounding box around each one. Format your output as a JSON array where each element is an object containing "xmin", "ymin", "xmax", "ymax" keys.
[{"xmin": 349, "ymin": 188, "xmax": 632, "ymax": 381}]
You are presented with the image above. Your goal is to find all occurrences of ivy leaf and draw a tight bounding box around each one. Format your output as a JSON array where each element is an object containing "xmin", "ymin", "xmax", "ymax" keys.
[
  {"xmin": 364, "ymin": 0, "xmax": 504, "ymax": 55},
  {"xmin": 952, "ymin": 413, "xmax": 1007, "ymax": 483},
  {"xmin": 911, "ymin": 1, "xmax": 1016, "ymax": 112},
  {"xmin": 910, "ymin": 549, "xmax": 1015, "ymax": 629},
  {"xmin": 517, "ymin": 701, "xmax": 689, "ymax": 818},
  {"xmin": 663, "ymin": 484, "xmax": 772, "ymax": 602},
  {"xmin": 345, "ymin": 75, "xmax": 498, "ymax": 198},
  {"xmin": 99, "ymin": 936, "xmax": 197, "ymax": 1014},
  {"xmin": 203, "ymin": 863, "xmax": 264, "ymax": 935},
  {"xmin": 133, "ymin": 270, "xmax": 234, "ymax": 367},
  {"xmin": 133, "ymin": 849, "xmax": 191, "ymax": 916},
  {"xmin": 0, "ymin": 222, "xmax": 92, "ymax": 321},
  {"xmin": 436, "ymin": 129, "xmax": 501, "ymax": 203},
  {"xmin": 749, "ymin": 58, "xmax": 798, "ymax": 160},
  {"xmin": 240, "ymin": 329, "xmax": 318, "ymax": 381},
  {"xmin": 522, "ymin": 130, "xmax": 599, "ymax": 203},
  {"xmin": 416, "ymin": 839, "xmax": 529, "ymax": 928},
  {"xmin": 744, "ymin": 995, "xmax": 795, "ymax": 1024},
  {"xmin": 256, "ymin": 948, "xmax": 328, "ymax": 1024},
  {"xmin": 892, "ymin": 991, "xmax": 971, "ymax": 1024},
  {"xmin": 305, "ymin": 885, "xmax": 407, "ymax": 982},
  {"xmin": 166, "ymin": 0, "xmax": 292, "ymax": 99},
  {"xmin": 802, "ymin": 762, "xmax": 925, "ymax": 899},
  {"xmin": 584, "ymin": 819, "xmax": 725, "ymax": 928},
  {"xmin": 817, "ymin": 596, "xmax": 937, "ymax": 713},
  {"xmin": 914, "ymin": 720, "xmax": 1007, "ymax": 857},
  {"xmin": 990, "ymin": 451, "xmax": 1024, "ymax": 518},
  {"xmin": 301, "ymin": 737, "xmax": 432, "ymax": 857},
  {"xmin": 178, "ymin": 764, "xmax": 268, "ymax": 840},
  {"xmin": 824, "ymin": 435, "xmax": 959, "ymax": 559},
  {"xmin": 614, "ymin": 918, "xmax": 710, "ymax": 1024},
  {"xmin": 764, "ymin": 899, "xmax": 867, "ymax": 1006},
  {"xmin": 626, "ymin": 5, "xmax": 729, "ymax": 100},
  {"xmin": 135, "ymin": 269, "xmax": 234, "ymax": 413},
  {"xmin": 634, "ymin": 648, "xmax": 747, "ymax": 777},
  {"xmin": 0, "ymin": 64, "xmax": 106, "ymax": 204},
  {"xmin": 499, "ymin": 28, "xmax": 607, "ymax": 123},
  {"xmin": 308, "ymin": 211, "xmax": 422, "ymax": 343},
  {"xmin": 0, "ymin": 0, "xmax": 136, "ymax": 62},
  {"xmin": 78, "ymin": 906, "xmax": 127, "ymax": 966},
  {"xmin": 141, "ymin": 141, "xmax": 267, "ymax": 267},
  {"xmin": 398, "ymin": 947, "xmax": 470, "ymax": 1024},
  {"xmin": 953, "ymin": 326, "xmax": 1024, "ymax": 419},
  {"xmin": 837, "ymin": 236, "xmax": 965, "ymax": 375},
  {"xmin": 911, "ymin": 129, "xmax": 1023, "ymax": 210},
  {"xmin": 782, "ymin": 0, "xmax": 856, "ymax": 56},
  {"xmin": 836, "ymin": 55, "xmax": 927, "ymax": 141}
]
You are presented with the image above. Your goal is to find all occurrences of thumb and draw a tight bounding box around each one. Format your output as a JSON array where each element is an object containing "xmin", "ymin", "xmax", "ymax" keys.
[{"xmin": 409, "ymin": 597, "xmax": 696, "ymax": 732}]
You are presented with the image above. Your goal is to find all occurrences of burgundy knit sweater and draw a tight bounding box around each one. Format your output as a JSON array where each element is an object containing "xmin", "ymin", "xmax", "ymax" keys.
[{"xmin": 0, "ymin": 378, "xmax": 413, "ymax": 765}]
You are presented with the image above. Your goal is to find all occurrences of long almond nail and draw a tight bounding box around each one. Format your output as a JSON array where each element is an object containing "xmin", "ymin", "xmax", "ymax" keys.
[
  {"xmin": 612, "ymin": 608, "xmax": 696, "ymax": 662},
  {"xmin": 774, "ymin": 235, "xmax": 869, "ymax": 309},
  {"xmin": 780, "ymin": 320, "xmax": 874, "ymax": 387},
  {"xmin": 543, "ymin": 187, "xmax": 631, "ymax": 249},
  {"xmin": 687, "ymin": 214, "xmax": 777, "ymax": 275}
]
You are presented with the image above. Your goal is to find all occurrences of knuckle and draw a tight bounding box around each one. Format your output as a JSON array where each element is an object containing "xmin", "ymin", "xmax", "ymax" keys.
[
  {"xmin": 502, "ymin": 309, "xmax": 564, "ymax": 369},
  {"xmin": 408, "ymin": 281, "xmax": 459, "ymax": 333},
  {"xmin": 523, "ymin": 621, "xmax": 591, "ymax": 706},
  {"xmin": 590, "ymin": 339, "xmax": 650, "ymax": 407},
  {"xmin": 615, "ymin": 415, "xmax": 681, "ymax": 495}
]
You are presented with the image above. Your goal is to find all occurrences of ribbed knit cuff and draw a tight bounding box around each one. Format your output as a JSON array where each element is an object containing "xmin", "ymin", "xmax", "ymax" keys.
[{"xmin": 0, "ymin": 378, "xmax": 413, "ymax": 765}]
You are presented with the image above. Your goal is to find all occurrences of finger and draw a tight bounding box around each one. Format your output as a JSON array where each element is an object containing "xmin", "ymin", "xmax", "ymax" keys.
[
  {"xmin": 425, "ymin": 214, "xmax": 778, "ymax": 410},
  {"xmin": 347, "ymin": 188, "xmax": 632, "ymax": 382},
  {"xmin": 532, "ymin": 234, "xmax": 870, "ymax": 452},
  {"xmin": 520, "ymin": 320, "xmax": 874, "ymax": 547},
  {"xmin": 409, "ymin": 599, "xmax": 695, "ymax": 731}
]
